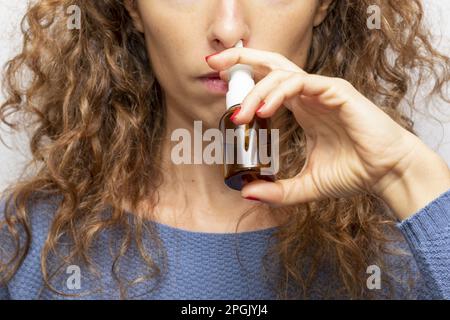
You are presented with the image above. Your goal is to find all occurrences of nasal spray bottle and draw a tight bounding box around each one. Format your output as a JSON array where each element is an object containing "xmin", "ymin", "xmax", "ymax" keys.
[{"xmin": 219, "ymin": 40, "xmax": 276, "ymax": 191}]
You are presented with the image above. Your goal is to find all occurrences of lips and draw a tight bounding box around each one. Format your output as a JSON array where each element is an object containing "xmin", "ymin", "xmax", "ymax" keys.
[
  {"xmin": 199, "ymin": 73, "xmax": 228, "ymax": 93},
  {"xmin": 200, "ymin": 72, "xmax": 221, "ymax": 79}
]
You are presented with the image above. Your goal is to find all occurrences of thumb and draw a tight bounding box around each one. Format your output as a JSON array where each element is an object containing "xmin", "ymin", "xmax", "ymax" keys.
[{"xmin": 241, "ymin": 173, "xmax": 322, "ymax": 205}]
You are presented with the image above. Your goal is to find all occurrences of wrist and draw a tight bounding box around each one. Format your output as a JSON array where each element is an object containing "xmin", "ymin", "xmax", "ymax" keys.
[{"xmin": 373, "ymin": 135, "xmax": 450, "ymax": 221}]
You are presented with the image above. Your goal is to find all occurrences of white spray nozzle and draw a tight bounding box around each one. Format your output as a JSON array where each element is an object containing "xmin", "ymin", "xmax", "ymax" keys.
[{"xmin": 225, "ymin": 40, "xmax": 255, "ymax": 110}]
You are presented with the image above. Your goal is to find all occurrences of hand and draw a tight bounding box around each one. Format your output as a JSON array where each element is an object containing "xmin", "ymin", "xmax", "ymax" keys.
[{"xmin": 206, "ymin": 47, "xmax": 450, "ymax": 220}]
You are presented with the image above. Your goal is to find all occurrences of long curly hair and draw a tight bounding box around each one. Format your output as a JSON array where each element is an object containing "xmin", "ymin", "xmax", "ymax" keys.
[{"xmin": 1, "ymin": 0, "xmax": 449, "ymax": 299}]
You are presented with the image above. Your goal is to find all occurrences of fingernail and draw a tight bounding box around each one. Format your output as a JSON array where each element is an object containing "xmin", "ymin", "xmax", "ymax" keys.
[
  {"xmin": 205, "ymin": 52, "xmax": 221, "ymax": 62},
  {"xmin": 230, "ymin": 107, "xmax": 241, "ymax": 124},
  {"xmin": 244, "ymin": 196, "xmax": 261, "ymax": 202},
  {"xmin": 256, "ymin": 101, "xmax": 266, "ymax": 115}
]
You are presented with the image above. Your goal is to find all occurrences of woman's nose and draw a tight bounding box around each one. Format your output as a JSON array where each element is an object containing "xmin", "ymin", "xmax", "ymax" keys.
[{"xmin": 206, "ymin": 0, "xmax": 251, "ymax": 50}]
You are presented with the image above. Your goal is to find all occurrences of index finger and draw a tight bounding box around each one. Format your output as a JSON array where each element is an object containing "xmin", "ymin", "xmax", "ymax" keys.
[{"xmin": 206, "ymin": 47, "xmax": 305, "ymax": 82}]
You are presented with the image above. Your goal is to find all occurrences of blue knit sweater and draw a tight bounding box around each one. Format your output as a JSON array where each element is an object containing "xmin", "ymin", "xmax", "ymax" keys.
[{"xmin": 1, "ymin": 188, "xmax": 450, "ymax": 300}]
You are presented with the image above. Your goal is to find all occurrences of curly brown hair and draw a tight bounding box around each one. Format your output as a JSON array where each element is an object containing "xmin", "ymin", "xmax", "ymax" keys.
[{"xmin": 1, "ymin": 0, "xmax": 449, "ymax": 299}]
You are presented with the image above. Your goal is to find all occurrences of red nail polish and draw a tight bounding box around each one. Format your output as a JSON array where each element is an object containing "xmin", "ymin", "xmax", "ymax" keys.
[
  {"xmin": 244, "ymin": 196, "xmax": 261, "ymax": 202},
  {"xmin": 229, "ymin": 107, "xmax": 241, "ymax": 123},
  {"xmin": 256, "ymin": 101, "xmax": 266, "ymax": 114},
  {"xmin": 218, "ymin": 40, "xmax": 276, "ymax": 192}
]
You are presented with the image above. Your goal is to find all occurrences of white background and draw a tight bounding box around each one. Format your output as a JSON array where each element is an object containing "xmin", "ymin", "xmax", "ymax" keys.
[{"xmin": 1, "ymin": 0, "xmax": 450, "ymax": 192}]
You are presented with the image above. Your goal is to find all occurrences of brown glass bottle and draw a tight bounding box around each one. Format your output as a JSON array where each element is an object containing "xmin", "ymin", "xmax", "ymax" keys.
[{"xmin": 219, "ymin": 105, "xmax": 275, "ymax": 191}]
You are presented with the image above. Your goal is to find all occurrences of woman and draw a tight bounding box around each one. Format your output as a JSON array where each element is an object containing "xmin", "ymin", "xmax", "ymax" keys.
[{"xmin": 0, "ymin": 0, "xmax": 449, "ymax": 299}]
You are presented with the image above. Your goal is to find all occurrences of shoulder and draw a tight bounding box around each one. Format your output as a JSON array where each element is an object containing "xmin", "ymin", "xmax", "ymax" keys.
[
  {"xmin": 0, "ymin": 192, "xmax": 62, "ymax": 241},
  {"xmin": 0, "ymin": 192, "xmax": 62, "ymax": 299}
]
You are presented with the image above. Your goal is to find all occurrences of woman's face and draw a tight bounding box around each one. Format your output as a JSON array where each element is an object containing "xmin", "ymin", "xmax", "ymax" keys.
[{"xmin": 125, "ymin": 0, "xmax": 332, "ymax": 128}]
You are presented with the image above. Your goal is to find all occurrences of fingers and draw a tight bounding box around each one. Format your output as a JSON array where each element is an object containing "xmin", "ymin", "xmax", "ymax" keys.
[
  {"xmin": 254, "ymin": 72, "xmax": 308, "ymax": 119},
  {"xmin": 206, "ymin": 47, "xmax": 305, "ymax": 82},
  {"xmin": 232, "ymin": 69, "xmax": 293, "ymax": 124},
  {"xmin": 241, "ymin": 174, "xmax": 325, "ymax": 206},
  {"xmin": 258, "ymin": 74, "xmax": 351, "ymax": 117},
  {"xmin": 232, "ymin": 72, "xmax": 357, "ymax": 125}
]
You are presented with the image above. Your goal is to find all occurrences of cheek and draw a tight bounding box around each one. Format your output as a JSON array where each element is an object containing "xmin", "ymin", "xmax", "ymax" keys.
[
  {"xmin": 254, "ymin": 0, "xmax": 318, "ymax": 39},
  {"xmin": 136, "ymin": 6, "xmax": 200, "ymax": 94},
  {"xmin": 270, "ymin": 3, "xmax": 317, "ymax": 30},
  {"xmin": 137, "ymin": 5, "xmax": 191, "ymax": 63},
  {"xmin": 255, "ymin": 7, "xmax": 317, "ymax": 62},
  {"xmin": 137, "ymin": 1, "xmax": 193, "ymax": 47}
]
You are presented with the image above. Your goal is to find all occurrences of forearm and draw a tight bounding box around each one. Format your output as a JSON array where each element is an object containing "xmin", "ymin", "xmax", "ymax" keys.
[
  {"xmin": 397, "ymin": 188, "xmax": 450, "ymax": 299},
  {"xmin": 374, "ymin": 135, "xmax": 450, "ymax": 299}
]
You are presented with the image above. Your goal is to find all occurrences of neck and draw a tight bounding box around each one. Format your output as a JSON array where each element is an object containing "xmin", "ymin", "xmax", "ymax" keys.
[{"xmin": 143, "ymin": 98, "xmax": 284, "ymax": 233}]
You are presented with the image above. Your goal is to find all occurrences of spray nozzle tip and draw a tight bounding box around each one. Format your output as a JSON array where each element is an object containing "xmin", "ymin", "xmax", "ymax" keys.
[{"xmin": 234, "ymin": 40, "xmax": 244, "ymax": 48}]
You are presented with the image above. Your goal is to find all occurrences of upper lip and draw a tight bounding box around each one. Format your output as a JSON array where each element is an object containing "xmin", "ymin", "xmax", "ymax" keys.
[{"xmin": 199, "ymin": 72, "xmax": 221, "ymax": 79}]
